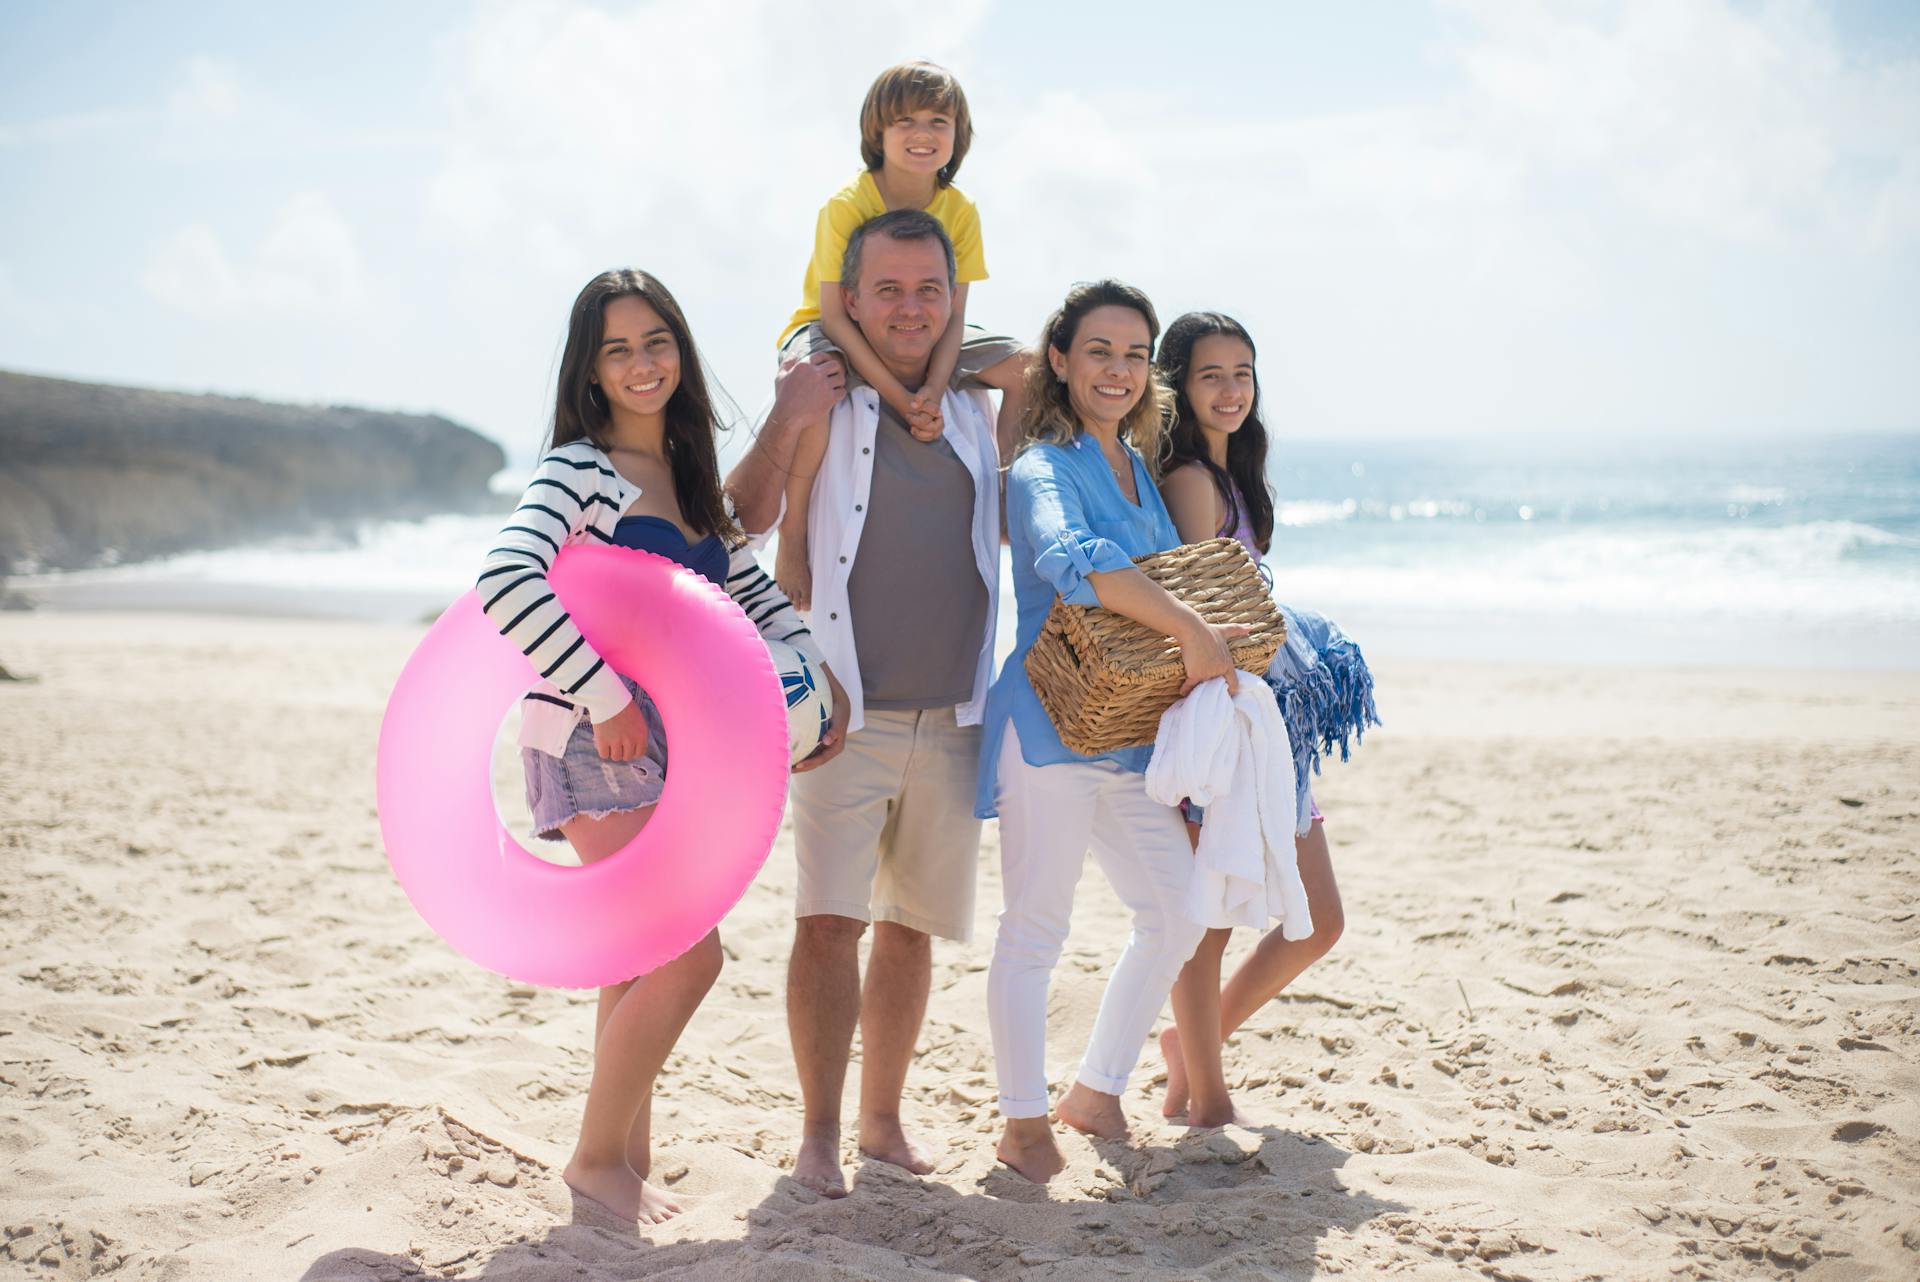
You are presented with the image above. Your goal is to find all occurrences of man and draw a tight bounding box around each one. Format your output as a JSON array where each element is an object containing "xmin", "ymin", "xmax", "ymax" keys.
[{"xmin": 727, "ymin": 209, "xmax": 1002, "ymax": 1197}]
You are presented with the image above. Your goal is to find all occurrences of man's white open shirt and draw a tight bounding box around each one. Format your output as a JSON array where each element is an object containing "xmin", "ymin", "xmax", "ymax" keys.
[{"xmin": 745, "ymin": 384, "xmax": 1001, "ymax": 737}]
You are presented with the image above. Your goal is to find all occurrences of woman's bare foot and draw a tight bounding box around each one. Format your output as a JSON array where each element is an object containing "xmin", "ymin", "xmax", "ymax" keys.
[
  {"xmin": 1158, "ymin": 1026, "xmax": 1190, "ymax": 1118},
  {"xmin": 564, "ymin": 1155, "xmax": 684, "ymax": 1225},
  {"xmin": 775, "ymin": 537, "xmax": 812, "ymax": 613},
  {"xmin": 996, "ymin": 1118, "xmax": 1066, "ymax": 1184},
  {"xmin": 858, "ymin": 1115, "xmax": 935, "ymax": 1175},
  {"xmin": 792, "ymin": 1125, "xmax": 848, "ymax": 1198},
  {"xmin": 1056, "ymin": 1082, "xmax": 1130, "ymax": 1141}
]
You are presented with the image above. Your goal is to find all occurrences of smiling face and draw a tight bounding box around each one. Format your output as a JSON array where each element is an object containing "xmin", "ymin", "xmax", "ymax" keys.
[
  {"xmin": 591, "ymin": 295, "xmax": 679, "ymax": 421},
  {"xmin": 1048, "ymin": 304, "xmax": 1155, "ymax": 433},
  {"xmin": 1183, "ymin": 333, "xmax": 1257, "ymax": 437},
  {"xmin": 841, "ymin": 232, "xmax": 953, "ymax": 383},
  {"xmin": 880, "ymin": 106, "xmax": 956, "ymax": 180}
]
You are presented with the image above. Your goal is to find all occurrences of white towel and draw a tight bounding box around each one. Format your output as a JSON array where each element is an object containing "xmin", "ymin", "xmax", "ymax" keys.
[{"xmin": 1145, "ymin": 673, "xmax": 1312, "ymax": 938}]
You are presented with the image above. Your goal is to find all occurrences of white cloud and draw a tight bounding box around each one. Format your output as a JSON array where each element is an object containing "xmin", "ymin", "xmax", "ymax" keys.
[
  {"xmin": 1, "ymin": 55, "xmax": 244, "ymax": 147},
  {"xmin": 427, "ymin": 0, "xmax": 987, "ymax": 247},
  {"xmin": 419, "ymin": 0, "xmax": 993, "ymax": 442},
  {"xmin": 144, "ymin": 192, "xmax": 370, "ymax": 319},
  {"xmin": 968, "ymin": 0, "xmax": 1920, "ymax": 435},
  {"xmin": 1441, "ymin": 0, "xmax": 1919, "ymax": 245},
  {"xmin": 166, "ymin": 56, "xmax": 244, "ymax": 120},
  {"xmin": 405, "ymin": 0, "xmax": 1917, "ymax": 447},
  {"xmin": 13, "ymin": 0, "xmax": 1913, "ymax": 443},
  {"xmin": 0, "ymin": 105, "xmax": 141, "ymax": 148}
]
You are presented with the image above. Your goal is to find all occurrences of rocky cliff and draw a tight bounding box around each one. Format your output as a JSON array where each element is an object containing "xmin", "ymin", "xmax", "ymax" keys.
[{"xmin": 0, "ymin": 370, "xmax": 506, "ymax": 573}]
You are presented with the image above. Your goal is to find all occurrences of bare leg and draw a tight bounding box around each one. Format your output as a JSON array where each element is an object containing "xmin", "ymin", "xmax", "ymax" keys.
[
  {"xmin": 590, "ymin": 981, "xmax": 653, "ymax": 1176},
  {"xmin": 560, "ymin": 807, "xmax": 723, "ymax": 1224},
  {"xmin": 1164, "ymin": 927, "xmax": 1232, "ymax": 1122},
  {"xmin": 1159, "ymin": 822, "xmax": 1344, "ymax": 1128},
  {"xmin": 1217, "ymin": 822, "xmax": 1344, "ymax": 1037},
  {"xmin": 1160, "ymin": 818, "xmax": 1205, "ymax": 1119},
  {"xmin": 787, "ymin": 913, "xmax": 865, "ymax": 1197},
  {"xmin": 774, "ymin": 414, "xmax": 828, "ymax": 612},
  {"xmin": 856, "ymin": 922, "xmax": 935, "ymax": 1174},
  {"xmin": 588, "ymin": 977, "xmax": 664, "ymax": 1178}
]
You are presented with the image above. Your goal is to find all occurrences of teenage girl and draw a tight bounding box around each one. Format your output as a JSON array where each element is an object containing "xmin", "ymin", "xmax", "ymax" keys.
[
  {"xmin": 477, "ymin": 270, "xmax": 846, "ymax": 1222},
  {"xmin": 773, "ymin": 58, "xmax": 1028, "ymax": 610},
  {"xmin": 1152, "ymin": 311, "xmax": 1379, "ymax": 1128}
]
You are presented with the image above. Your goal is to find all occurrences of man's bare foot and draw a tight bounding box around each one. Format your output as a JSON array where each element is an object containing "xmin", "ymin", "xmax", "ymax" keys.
[
  {"xmin": 996, "ymin": 1119, "xmax": 1066, "ymax": 1184},
  {"xmin": 792, "ymin": 1127, "xmax": 848, "ymax": 1198},
  {"xmin": 1159, "ymin": 1026, "xmax": 1190, "ymax": 1118},
  {"xmin": 858, "ymin": 1115, "xmax": 935, "ymax": 1175},
  {"xmin": 1056, "ymin": 1082, "xmax": 1130, "ymax": 1141},
  {"xmin": 775, "ymin": 538, "xmax": 812, "ymax": 613},
  {"xmin": 564, "ymin": 1155, "xmax": 684, "ymax": 1225}
]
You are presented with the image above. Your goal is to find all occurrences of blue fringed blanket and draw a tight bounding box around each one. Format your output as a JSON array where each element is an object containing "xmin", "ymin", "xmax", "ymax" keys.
[{"xmin": 1263, "ymin": 604, "xmax": 1380, "ymax": 834}]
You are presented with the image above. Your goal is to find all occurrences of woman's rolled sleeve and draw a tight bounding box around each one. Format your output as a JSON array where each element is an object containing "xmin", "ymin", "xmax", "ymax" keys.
[
  {"xmin": 1033, "ymin": 528, "xmax": 1134, "ymax": 605},
  {"xmin": 1012, "ymin": 449, "xmax": 1134, "ymax": 606}
]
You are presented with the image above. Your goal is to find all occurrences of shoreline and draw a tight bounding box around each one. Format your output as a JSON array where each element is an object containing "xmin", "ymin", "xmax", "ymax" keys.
[
  {"xmin": 5, "ymin": 577, "xmax": 453, "ymax": 625},
  {"xmin": 12, "ymin": 575, "xmax": 1920, "ymax": 674}
]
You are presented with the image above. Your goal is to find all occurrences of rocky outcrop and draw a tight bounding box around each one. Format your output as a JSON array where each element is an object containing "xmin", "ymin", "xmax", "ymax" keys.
[{"xmin": 0, "ymin": 370, "xmax": 506, "ymax": 573}]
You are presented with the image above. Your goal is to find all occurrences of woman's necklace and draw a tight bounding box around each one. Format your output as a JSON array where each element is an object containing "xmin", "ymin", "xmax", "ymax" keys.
[{"xmin": 1104, "ymin": 445, "xmax": 1136, "ymax": 499}]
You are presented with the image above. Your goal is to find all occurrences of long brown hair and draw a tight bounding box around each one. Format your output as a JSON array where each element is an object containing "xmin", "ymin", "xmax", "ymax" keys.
[
  {"xmin": 1019, "ymin": 279, "xmax": 1173, "ymax": 478},
  {"xmin": 549, "ymin": 269, "xmax": 739, "ymax": 544},
  {"xmin": 859, "ymin": 59, "xmax": 972, "ymax": 187},
  {"xmin": 1157, "ymin": 311, "xmax": 1275, "ymax": 555}
]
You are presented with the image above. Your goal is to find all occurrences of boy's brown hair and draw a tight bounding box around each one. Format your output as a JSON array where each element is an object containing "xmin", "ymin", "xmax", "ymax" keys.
[{"xmin": 859, "ymin": 60, "xmax": 972, "ymax": 187}]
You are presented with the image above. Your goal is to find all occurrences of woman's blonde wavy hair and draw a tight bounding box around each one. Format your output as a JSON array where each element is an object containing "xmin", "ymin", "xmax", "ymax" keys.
[{"xmin": 1018, "ymin": 279, "xmax": 1174, "ymax": 478}]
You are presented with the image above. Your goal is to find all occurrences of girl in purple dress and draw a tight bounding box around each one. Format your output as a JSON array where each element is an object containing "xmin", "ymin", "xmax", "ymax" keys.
[{"xmin": 1153, "ymin": 311, "xmax": 1378, "ymax": 1127}]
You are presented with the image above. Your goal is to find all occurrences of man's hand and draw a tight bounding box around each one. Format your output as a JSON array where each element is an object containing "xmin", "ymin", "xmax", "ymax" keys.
[
  {"xmin": 773, "ymin": 351, "xmax": 847, "ymax": 430},
  {"xmin": 793, "ymin": 664, "xmax": 850, "ymax": 774},
  {"xmin": 728, "ymin": 352, "xmax": 848, "ymax": 535}
]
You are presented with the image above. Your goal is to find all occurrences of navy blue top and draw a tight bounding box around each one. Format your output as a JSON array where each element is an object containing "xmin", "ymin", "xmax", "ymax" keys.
[{"xmin": 611, "ymin": 514, "xmax": 729, "ymax": 589}]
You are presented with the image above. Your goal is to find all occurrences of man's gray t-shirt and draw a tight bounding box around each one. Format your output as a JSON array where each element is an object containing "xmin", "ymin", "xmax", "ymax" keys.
[{"xmin": 847, "ymin": 403, "xmax": 989, "ymax": 710}]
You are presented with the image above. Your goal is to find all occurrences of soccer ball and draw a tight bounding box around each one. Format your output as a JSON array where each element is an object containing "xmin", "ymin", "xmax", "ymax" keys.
[{"xmin": 764, "ymin": 640, "xmax": 834, "ymax": 766}]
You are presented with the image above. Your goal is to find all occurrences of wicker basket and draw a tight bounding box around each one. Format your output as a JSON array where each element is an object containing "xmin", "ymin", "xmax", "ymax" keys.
[{"xmin": 1024, "ymin": 537, "xmax": 1285, "ymax": 757}]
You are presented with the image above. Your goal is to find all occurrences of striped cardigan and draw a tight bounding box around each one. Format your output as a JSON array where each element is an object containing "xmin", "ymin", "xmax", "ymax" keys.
[{"xmin": 478, "ymin": 438, "xmax": 819, "ymax": 756}]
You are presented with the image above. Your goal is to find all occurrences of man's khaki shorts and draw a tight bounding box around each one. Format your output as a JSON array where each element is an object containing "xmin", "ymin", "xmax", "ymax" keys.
[{"xmin": 790, "ymin": 706, "xmax": 982, "ymax": 941}]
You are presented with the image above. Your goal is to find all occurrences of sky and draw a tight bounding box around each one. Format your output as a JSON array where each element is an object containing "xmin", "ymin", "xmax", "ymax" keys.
[{"xmin": 2, "ymin": 0, "xmax": 1917, "ymax": 460}]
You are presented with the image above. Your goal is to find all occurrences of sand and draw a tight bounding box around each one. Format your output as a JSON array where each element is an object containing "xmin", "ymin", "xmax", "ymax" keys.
[{"xmin": 1, "ymin": 609, "xmax": 1916, "ymax": 1281}]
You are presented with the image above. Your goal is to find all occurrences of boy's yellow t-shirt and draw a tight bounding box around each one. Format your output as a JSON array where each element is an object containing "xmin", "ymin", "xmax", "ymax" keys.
[{"xmin": 778, "ymin": 170, "xmax": 988, "ymax": 346}]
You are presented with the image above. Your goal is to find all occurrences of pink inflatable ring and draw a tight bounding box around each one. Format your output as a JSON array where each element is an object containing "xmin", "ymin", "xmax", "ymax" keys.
[{"xmin": 377, "ymin": 544, "xmax": 790, "ymax": 989}]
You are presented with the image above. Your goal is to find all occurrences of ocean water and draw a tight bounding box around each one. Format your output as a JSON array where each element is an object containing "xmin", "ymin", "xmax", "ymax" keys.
[
  {"xmin": 1256, "ymin": 433, "xmax": 1920, "ymax": 668},
  {"xmin": 19, "ymin": 433, "xmax": 1919, "ymax": 669}
]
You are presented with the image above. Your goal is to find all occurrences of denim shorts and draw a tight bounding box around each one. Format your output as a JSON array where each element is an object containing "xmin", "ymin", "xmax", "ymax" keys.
[
  {"xmin": 1182, "ymin": 793, "xmax": 1323, "ymax": 829},
  {"xmin": 521, "ymin": 676, "xmax": 668, "ymax": 841}
]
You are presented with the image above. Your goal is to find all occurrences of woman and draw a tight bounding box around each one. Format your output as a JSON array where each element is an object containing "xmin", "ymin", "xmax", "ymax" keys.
[
  {"xmin": 975, "ymin": 280, "xmax": 1248, "ymax": 1183},
  {"xmin": 1153, "ymin": 310, "xmax": 1376, "ymax": 1128},
  {"xmin": 475, "ymin": 270, "xmax": 845, "ymax": 1223}
]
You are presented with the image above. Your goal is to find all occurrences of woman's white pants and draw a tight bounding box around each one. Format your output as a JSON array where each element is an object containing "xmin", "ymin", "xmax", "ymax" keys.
[{"xmin": 988, "ymin": 724, "xmax": 1207, "ymax": 1119}]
